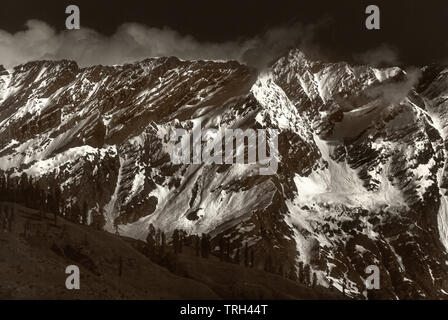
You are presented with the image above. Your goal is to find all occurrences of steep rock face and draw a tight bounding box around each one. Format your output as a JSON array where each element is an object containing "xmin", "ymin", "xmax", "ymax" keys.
[
  {"xmin": 1, "ymin": 51, "xmax": 448, "ymax": 299},
  {"xmin": 271, "ymin": 50, "xmax": 448, "ymax": 298}
]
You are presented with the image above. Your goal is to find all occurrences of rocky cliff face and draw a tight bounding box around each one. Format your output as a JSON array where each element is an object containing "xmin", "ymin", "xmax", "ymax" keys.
[{"xmin": 1, "ymin": 50, "xmax": 448, "ymax": 299}]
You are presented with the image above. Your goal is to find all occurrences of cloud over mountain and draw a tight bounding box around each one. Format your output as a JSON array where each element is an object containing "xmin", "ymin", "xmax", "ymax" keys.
[{"xmin": 0, "ymin": 20, "xmax": 315, "ymax": 70}]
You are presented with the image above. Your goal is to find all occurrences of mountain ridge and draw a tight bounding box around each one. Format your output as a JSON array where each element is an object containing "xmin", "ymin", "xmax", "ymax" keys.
[{"xmin": 2, "ymin": 49, "xmax": 448, "ymax": 299}]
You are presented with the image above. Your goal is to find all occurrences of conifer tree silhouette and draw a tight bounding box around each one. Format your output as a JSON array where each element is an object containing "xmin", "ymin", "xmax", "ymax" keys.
[
  {"xmin": 250, "ymin": 249, "xmax": 255, "ymax": 268},
  {"xmin": 179, "ymin": 230, "xmax": 184, "ymax": 253},
  {"xmin": 264, "ymin": 255, "xmax": 273, "ymax": 273},
  {"xmin": 146, "ymin": 224, "xmax": 156, "ymax": 259},
  {"xmin": 226, "ymin": 239, "xmax": 231, "ymax": 262},
  {"xmin": 235, "ymin": 248, "xmax": 240, "ymax": 265},
  {"xmin": 303, "ymin": 264, "xmax": 311, "ymax": 286},
  {"xmin": 244, "ymin": 242, "xmax": 249, "ymax": 267},
  {"xmin": 312, "ymin": 272, "xmax": 318, "ymax": 287},
  {"xmin": 298, "ymin": 262, "xmax": 304, "ymax": 283},
  {"xmin": 82, "ymin": 202, "xmax": 88, "ymax": 225},
  {"xmin": 118, "ymin": 256, "xmax": 123, "ymax": 277},
  {"xmin": 54, "ymin": 186, "xmax": 61, "ymax": 216},
  {"xmin": 195, "ymin": 235, "xmax": 200, "ymax": 257},
  {"xmin": 161, "ymin": 232, "xmax": 166, "ymax": 256},
  {"xmin": 219, "ymin": 236, "xmax": 224, "ymax": 261},
  {"xmin": 173, "ymin": 229, "xmax": 180, "ymax": 254}
]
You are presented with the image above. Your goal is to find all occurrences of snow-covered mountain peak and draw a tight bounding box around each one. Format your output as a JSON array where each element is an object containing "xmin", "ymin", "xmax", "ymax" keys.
[
  {"xmin": 273, "ymin": 50, "xmax": 404, "ymax": 105},
  {"xmin": 2, "ymin": 52, "xmax": 448, "ymax": 299}
]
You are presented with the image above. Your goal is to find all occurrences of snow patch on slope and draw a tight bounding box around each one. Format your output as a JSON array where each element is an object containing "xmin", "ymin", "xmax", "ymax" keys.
[
  {"xmin": 295, "ymin": 135, "xmax": 405, "ymax": 210},
  {"xmin": 286, "ymin": 134, "xmax": 406, "ymax": 263},
  {"xmin": 252, "ymin": 71, "xmax": 312, "ymax": 140}
]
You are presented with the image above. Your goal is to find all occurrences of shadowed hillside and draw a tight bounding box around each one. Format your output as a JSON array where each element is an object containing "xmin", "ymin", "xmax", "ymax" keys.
[{"xmin": 0, "ymin": 202, "xmax": 343, "ymax": 300}]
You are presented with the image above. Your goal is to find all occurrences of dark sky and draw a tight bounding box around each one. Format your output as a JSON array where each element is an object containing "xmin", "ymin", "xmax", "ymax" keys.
[{"xmin": 1, "ymin": 0, "xmax": 448, "ymax": 66}]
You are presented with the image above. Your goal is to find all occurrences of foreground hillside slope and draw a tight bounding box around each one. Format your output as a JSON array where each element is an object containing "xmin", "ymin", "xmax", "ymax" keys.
[
  {"xmin": 0, "ymin": 202, "xmax": 218, "ymax": 299},
  {"xmin": 0, "ymin": 202, "xmax": 341, "ymax": 299}
]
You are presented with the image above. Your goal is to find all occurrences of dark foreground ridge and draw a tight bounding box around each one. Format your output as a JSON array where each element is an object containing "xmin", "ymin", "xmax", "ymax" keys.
[{"xmin": 0, "ymin": 202, "xmax": 343, "ymax": 299}]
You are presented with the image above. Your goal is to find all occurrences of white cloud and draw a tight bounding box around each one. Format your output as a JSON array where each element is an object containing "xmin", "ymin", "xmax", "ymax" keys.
[
  {"xmin": 0, "ymin": 20, "xmax": 313, "ymax": 70},
  {"xmin": 366, "ymin": 68, "xmax": 422, "ymax": 104},
  {"xmin": 354, "ymin": 44, "xmax": 401, "ymax": 67}
]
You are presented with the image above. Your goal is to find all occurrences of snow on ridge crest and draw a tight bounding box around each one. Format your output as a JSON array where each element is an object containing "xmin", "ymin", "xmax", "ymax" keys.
[
  {"xmin": 251, "ymin": 71, "xmax": 313, "ymax": 140},
  {"xmin": 273, "ymin": 49, "xmax": 405, "ymax": 104}
]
